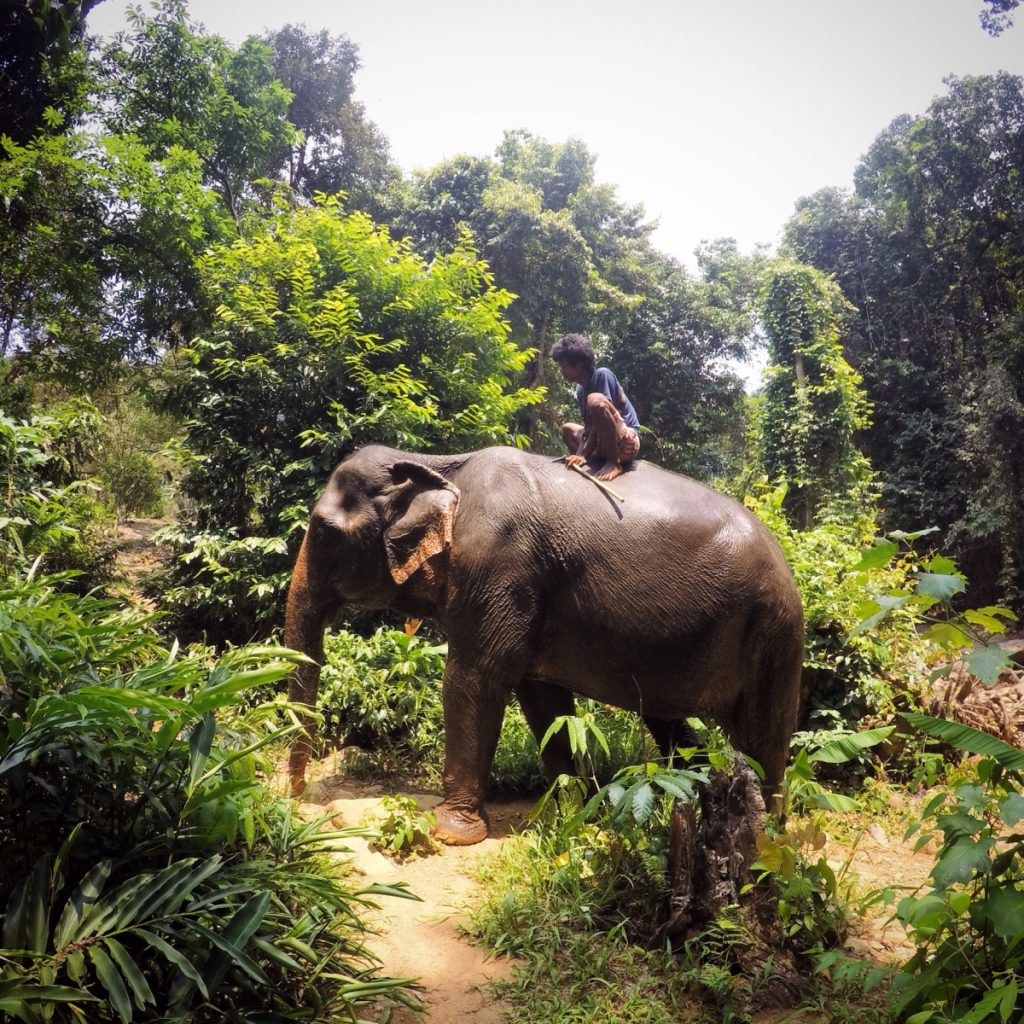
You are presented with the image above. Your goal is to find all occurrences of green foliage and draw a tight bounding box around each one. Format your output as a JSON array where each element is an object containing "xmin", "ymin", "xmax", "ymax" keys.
[
  {"xmin": 314, "ymin": 627, "xmax": 641, "ymax": 795},
  {"xmin": 852, "ymin": 536, "xmax": 1018, "ymax": 688},
  {"xmin": 782, "ymin": 74, "xmax": 1024, "ymax": 606},
  {"xmin": 157, "ymin": 196, "xmax": 540, "ymax": 643},
  {"xmin": 0, "ymin": 401, "xmax": 115, "ymax": 589},
  {"xmin": 100, "ymin": 0, "xmax": 296, "ymax": 222},
  {"xmin": 264, "ymin": 23, "xmax": 397, "ymax": 213},
  {"xmin": 0, "ymin": 124, "xmax": 226, "ymax": 386},
  {"xmin": 317, "ymin": 627, "xmax": 447, "ymax": 770},
  {"xmin": 893, "ymin": 715, "xmax": 1024, "ymax": 1024},
  {"xmin": 0, "ymin": 570, "xmax": 418, "ymax": 1023},
  {"xmin": 394, "ymin": 134, "xmax": 750, "ymax": 465},
  {"xmin": 754, "ymin": 259, "xmax": 874, "ymax": 531},
  {"xmin": 745, "ymin": 482, "xmax": 920, "ymax": 743},
  {"xmin": 363, "ymin": 795, "xmax": 437, "ymax": 859}
]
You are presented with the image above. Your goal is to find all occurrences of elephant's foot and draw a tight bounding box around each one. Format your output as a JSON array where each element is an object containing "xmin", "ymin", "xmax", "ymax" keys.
[{"xmin": 433, "ymin": 801, "xmax": 488, "ymax": 845}]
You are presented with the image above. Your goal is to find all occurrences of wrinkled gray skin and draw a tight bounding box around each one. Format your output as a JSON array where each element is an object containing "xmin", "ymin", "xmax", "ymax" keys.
[{"xmin": 286, "ymin": 445, "xmax": 804, "ymax": 845}]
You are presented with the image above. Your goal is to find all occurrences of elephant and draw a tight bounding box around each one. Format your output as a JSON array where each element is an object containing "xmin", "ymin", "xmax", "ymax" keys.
[{"xmin": 285, "ymin": 444, "xmax": 804, "ymax": 845}]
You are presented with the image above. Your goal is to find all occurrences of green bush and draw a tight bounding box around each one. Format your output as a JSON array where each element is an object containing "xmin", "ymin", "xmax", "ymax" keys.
[
  {"xmin": 745, "ymin": 481, "xmax": 922, "ymax": 749},
  {"xmin": 0, "ymin": 573, "xmax": 418, "ymax": 1022},
  {"xmin": 0, "ymin": 402, "xmax": 116, "ymax": 590},
  {"xmin": 157, "ymin": 197, "xmax": 541, "ymax": 645},
  {"xmin": 316, "ymin": 626, "xmax": 651, "ymax": 794},
  {"xmin": 893, "ymin": 715, "xmax": 1024, "ymax": 1024}
]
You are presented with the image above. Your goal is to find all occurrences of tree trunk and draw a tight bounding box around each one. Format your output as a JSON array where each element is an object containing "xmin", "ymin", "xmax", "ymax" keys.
[{"xmin": 659, "ymin": 757, "xmax": 807, "ymax": 1008}]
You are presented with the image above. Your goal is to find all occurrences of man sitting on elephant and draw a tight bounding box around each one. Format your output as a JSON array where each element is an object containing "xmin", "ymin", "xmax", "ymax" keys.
[{"xmin": 552, "ymin": 332, "xmax": 641, "ymax": 483}]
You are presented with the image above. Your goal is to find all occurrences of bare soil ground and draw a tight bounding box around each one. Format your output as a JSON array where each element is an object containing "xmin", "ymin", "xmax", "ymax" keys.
[
  {"xmin": 293, "ymin": 761, "xmax": 535, "ymax": 1023},
  {"xmin": 288, "ymin": 754, "xmax": 943, "ymax": 1024},
  {"xmin": 112, "ymin": 517, "xmax": 169, "ymax": 611}
]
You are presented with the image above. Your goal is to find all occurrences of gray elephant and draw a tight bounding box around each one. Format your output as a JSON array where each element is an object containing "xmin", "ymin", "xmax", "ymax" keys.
[{"xmin": 285, "ymin": 444, "xmax": 804, "ymax": 844}]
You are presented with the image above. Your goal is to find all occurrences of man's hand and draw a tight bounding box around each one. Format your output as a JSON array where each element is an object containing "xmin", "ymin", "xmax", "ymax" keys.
[{"xmin": 565, "ymin": 453, "xmax": 587, "ymax": 468}]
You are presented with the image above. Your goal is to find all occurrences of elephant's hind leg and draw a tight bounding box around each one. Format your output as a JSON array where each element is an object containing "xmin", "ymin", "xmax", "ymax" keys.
[
  {"xmin": 644, "ymin": 716, "xmax": 704, "ymax": 765},
  {"xmin": 516, "ymin": 678, "xmax": 576, "ymax": 781}
]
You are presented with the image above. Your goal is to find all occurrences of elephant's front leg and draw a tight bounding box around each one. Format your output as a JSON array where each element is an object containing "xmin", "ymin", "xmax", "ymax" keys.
[{"xmin": 434, "ymin": 650, "xmax": 520, "ymax": 846}]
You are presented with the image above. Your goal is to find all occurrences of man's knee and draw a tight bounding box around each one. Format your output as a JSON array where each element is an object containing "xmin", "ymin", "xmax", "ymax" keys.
[
  {"xmin": 562, "ymin": 422, "xmax": 582, "ymax": 449},
  {"xmin": 585, "ymin": 392, "xmax": 615, "ymax": 419}
]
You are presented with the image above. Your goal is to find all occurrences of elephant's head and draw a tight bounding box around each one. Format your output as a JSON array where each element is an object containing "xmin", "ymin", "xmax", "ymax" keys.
[
  {"xmin": 285, "ymin": 448, "xmax": 460, "ymax": 794},
  {"xmin": 312, "ymin": 447, "xmax": 461, "ymax": 607}
]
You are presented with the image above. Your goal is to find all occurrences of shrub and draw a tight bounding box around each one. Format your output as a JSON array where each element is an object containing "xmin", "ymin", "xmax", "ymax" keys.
[
  {"xmin": 893, "ymin": 715, "xmax": 1024, "ymax": 1024},
  {"xmin": 745, "ymin": 481, "xmax": 923, "ymax": 750},
  {"xmin": 157, "ymin": 197, "xmax": 541, "ymax": 645},
  {"xmin": 0, "ymin": 572, "xmax": 418, "ymax": 1022},
  {"xmin": 0, "ymin": 401, "xmax": 116, "ymax": 590}
]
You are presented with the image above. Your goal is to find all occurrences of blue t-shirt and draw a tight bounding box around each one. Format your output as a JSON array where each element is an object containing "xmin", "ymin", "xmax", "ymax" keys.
[{"xmin": 576, "ymin": 367, "xmax": 640, "ymax": 430}]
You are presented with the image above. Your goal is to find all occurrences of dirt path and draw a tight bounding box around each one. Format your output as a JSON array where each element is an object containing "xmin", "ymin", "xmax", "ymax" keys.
[
  {"xmin": 295, "ymin": 767, "xmax": 533, "ymax": 1023},
  {"xmin": 290, "ymin": 760, "xmax": 938, "ymax": 1024}
]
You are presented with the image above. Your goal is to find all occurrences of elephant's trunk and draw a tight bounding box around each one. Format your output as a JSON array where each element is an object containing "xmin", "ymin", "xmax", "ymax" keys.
[{"xmin": 285, "ymin": 533, "xmax": 326, "ymax": 796}]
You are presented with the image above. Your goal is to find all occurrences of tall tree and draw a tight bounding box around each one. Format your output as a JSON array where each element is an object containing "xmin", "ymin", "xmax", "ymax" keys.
[
  {"xmin": 264, "ymin": 24, "xmax": 397, "ymax": 215},
  {"xmin": 755, "ymin": 260, "xmax": 873, "ymax": 531},
  {"xmin": 0, "ymin": 0, "xmax": 101, "ymax": 144},
  {"xmin": 782, "ymin": 73, "xmax": 1024, "ymax": 601},
  {"xmin": 99, "ymin": 0, "xmax": 295, "ymax": 221}
]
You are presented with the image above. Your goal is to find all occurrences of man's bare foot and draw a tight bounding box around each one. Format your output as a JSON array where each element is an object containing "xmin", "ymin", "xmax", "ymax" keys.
[{"xmin": 595, "ymin": 461, "xmax": 623, "ymax": 481}]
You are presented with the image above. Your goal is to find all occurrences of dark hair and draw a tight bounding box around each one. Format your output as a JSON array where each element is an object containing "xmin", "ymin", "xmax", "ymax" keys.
[{"xmin": 550, "ymin": 333, "xmax": 595, "ymax": 374}]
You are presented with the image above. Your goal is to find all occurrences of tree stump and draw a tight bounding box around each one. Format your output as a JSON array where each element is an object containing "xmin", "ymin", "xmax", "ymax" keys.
[{"xmin": 660, "ymin": 756, "xmax": 806, "ymax": 1007}]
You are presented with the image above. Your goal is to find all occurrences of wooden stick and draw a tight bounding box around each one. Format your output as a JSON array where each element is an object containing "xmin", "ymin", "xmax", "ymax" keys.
[{"xmin": 565, "ymin": 460, "xmax": 626, "ymax": 502}]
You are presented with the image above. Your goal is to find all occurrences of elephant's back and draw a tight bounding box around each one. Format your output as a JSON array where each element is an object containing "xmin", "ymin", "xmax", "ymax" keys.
[{"xmin": 455, "ymin": 448, "xmax": 795, "ymax": 609}]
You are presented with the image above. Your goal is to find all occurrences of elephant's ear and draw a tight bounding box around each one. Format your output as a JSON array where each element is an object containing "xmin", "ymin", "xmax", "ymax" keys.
[{"xmin": 383, "ymin": 462, "xmax": 460, "ymax": 586}]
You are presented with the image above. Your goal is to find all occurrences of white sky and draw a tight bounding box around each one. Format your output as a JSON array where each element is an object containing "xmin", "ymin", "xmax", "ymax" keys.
[{"xmin": 88, "ymin": 0, "xmax": 1023, "ymax": 272}]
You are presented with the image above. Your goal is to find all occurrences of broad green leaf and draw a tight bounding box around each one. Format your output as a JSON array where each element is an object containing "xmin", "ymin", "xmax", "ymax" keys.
[
  {"xmin": 631, "ymin": 782, "xmax": 655, "ymax": 823},
  {"xmin": 54, "ymin": 859, "xmax": 111, "ymax": 948},
  {"xmin": 849, "ymin": 594, "xmax": 908, "ymax": 638},
  {"xmin": 0, "ymin": 982, "xmax": 98, "ymax": 1003},
  {"xmin": 887, "ymin": 527, "xmax": 940, "ymax": 542},
  {"xmin": 183, "ymin": 919, "xmax": 271, "ymax": 986},
  {"xmin": 902, "ymin": 712, "xmax": 1024, "ymax": 771},
  {"xmin": 998, "ymin": 792, "xmax": 1024, "ymax": 826},
  {"xmin": 200, "ymin": 891, "xmax": 271, "ymax": 996},
  {"xmin": 105, "ymin": 939, "xmax": 155, "ymax": 1009},
  {"xmin": 188, "ymin": 712, "xmax": 216, "ymax": 788},
  {"xmin": 931, "ymin": 836, "xmax": 994, "ymax": 887},
  {"xmin": 134, "ymin": 928, "xmax": 209, "ymax": 998},
  {"xmin": 923, "ymin": 621, "xmax": 973, "ymax": 649},
  {"xmin": 810, "ymin": 726, "xmax": 895, "ymax": 764},
  {"xmin": 927, "ymin": 555, "xmax": 958, "ymax": 575},
  {"xmin": 915, "ymin": 571, "xmax": 966, "ymax": 603},
  {"xmin": 964, "ymin": 643, "xmax": 1014, "ymax": 686},
  {"xmin": 804, "ymin": 789, "xmax": 859, "ymax": 813},
  {"xmin": 852, "ymin": 540, "xmax": 898, "ymax": 571},
  {"xmin": 88, "ymin": 944, "xmax": 132, "ymax": 1024},
  {"xmin": 963, "ymin": 609, "xmax": 1009, "ymax": 635},
  {"xmin": 979, "ymin": 886, "xmax": 1024, "ymax": 940}
]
